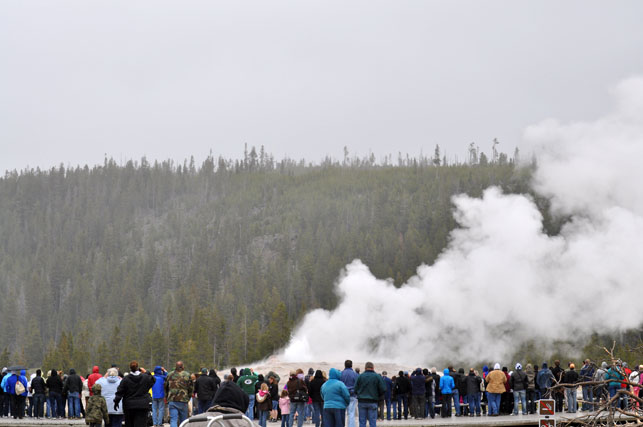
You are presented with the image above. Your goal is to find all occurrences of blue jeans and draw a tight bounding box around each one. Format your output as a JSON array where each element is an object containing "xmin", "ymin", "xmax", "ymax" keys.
[
  {"xmin": 108, "ymin": 414, "xmax": 124, "ymax": 427},
  {"xmin": 289, "ymin": 401, "xmax": 305, "ymax": 427},
  {"xmin": 565, "ymin": 388, "xmax": 577, "ymax": 413},
  {"xmin": 467, "ymin": 393, "xmax": 481, "ymax": 415},
  {"xmin": 198, "ymin": 399, "xmax": 212, "ymax": 415},
  {"xmin": 32, "ymin": 394, "xmax": 45, "ymax": 418},
  {"xmin": 48, "ymin": 391, "xmax": 63, "ymax": 418},
  {"xmin": 452, "ymin": 389, "xmax": 460, "ymax": 415},
  {"xmin": 169, "ymin": 401, "xmax": 189, "ymax": 427},
  {"xmin": 391, "ymin": 398, "xmax": 398, "ymax": 419},
  {"xmin": 323, "ymin": 408, "xmax": 345, "ymax": 427},
  {"xmin": 488, "ymin": 392, "xmax": 501, "ymax": 415},
  {"xmin": 384, "ymin": 398, "xmax": 391, "ymax": 420},
  {"xmin": 67, "ymin": 392, "xmax": 81, "ymax": 417},
  {"xmin": 581, "ymin": 386, "xmax": 593, "ymax": 411},
  {"xmin": 246, "ymin": 394, "xmax": 255, "ymax": 419},
  {"xmin": 357, "ymin": 402, "xmax": 377, "ymax": 427},
  {"xmin": 513, "ymin": 390, "xmax": 527, "ymax": 415},
  {"xmin": 312, "ymin": 401, "xmax": 323, "ymax": 427},
  {"xmin": 281, "ymin": 414, "xmax": 290, "ymax": 427},
  {"xmin": 347, "ymin": 396, "xmax": 357, "ymax": 427},
  {"xmin": 259, "ymin": 410, "xmax": 269, "ymax": 427},
  {"xmin": 152, "ymin": 398, "xmax": 165, "ymax": 425},
  {"xmin": 397, "ymin": 394, "xmax": 408, "ymax": 419},
  {"xmin": 425, "ymin": 396, "xmax": 435, "ymax": 418}
]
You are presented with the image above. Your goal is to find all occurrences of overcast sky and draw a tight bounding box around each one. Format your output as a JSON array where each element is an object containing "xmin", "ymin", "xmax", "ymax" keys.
[{"xmin": 1, "ymin": 0, "xmax": 643, "ymax": 173}]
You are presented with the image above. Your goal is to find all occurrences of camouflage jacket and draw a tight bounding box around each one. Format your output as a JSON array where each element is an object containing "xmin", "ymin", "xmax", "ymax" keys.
[
  {"xmin": 85, "ymin": 395, "xmax": 109, "ymax": 425},
  {"xmin": 165, "ymin": 370, "xmax": 193, "ymax": 403}
]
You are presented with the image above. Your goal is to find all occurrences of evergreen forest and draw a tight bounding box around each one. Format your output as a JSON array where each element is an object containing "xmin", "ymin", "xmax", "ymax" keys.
[{"xmin": 1, "ymin": 146, "xmax": 631, "ymax": 373}]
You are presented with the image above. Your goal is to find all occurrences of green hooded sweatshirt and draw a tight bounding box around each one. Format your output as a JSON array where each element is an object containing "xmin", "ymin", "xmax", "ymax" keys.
[{"xmin": 237, "ymin": 368, "xmax": 259, "ymax": 395}]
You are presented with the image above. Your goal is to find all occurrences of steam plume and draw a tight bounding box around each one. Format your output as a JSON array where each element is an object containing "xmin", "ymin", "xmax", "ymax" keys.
[{"xmin": 282, "ymin": 76, "xmax": 643, "ymax": 364}]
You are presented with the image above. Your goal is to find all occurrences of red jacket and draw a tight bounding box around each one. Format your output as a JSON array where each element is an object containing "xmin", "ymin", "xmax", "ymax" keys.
[{"xmin": 88, "ymin": 366, "xmax": 102, "ymax": 395}]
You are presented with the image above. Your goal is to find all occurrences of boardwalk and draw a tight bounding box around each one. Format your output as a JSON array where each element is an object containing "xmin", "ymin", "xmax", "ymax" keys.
[{"xmin": 0, "ymin": 412, "xmax": 611, "ymax": 427}]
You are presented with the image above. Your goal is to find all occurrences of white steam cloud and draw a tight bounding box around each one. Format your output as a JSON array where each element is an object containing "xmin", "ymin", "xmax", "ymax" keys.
[{"xmin": 282, "ymin": 76, "xmax": 643, "ymax": 365}]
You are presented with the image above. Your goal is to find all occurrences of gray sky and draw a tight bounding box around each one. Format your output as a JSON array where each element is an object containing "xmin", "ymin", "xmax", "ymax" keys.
[{"xmin": 2, "ymin": 0, "xmax": 643, "ymax": 173}]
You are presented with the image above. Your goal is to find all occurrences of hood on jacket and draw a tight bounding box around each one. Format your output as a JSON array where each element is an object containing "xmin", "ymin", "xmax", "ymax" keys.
[
  {"xmin": 154, "ymin": 366, "xmax": 164, "ymax": 375},
  {"xmin": 107, "ymin": 375, "xmax": 119, "ymax": 383},
  {"xmin": 601, "ymin": 362, "xmax": 608, "ymax": 369},
  {"xmin": 493, "ymin": 363, "xmax": 500, "ymax": 370},
  {"xmin": 308, "ymin": 368, "xmax": 314, "ymax": 375},
  {"xmin": 443, "ymin": 369, "xmax": 450, "ymax": 376},
  {"xmin": 526, "ymin": 363, "xmax": 533, "ymax": 371},
  {"xmin": 458, "ymin": 368, "xmax": 465, "ymax": 374},
  {"xmin": 20, "ymin": 370, "xmax": 26, "ymax": 376},
  {"xmin": 542, "ymin": 363, "xmax": 548, "ymax": 370},
  {"xmin": 329, "ymin": 368, "xmax": 341, "ymax": 380},
  {"xmin": 50, "ymin": 370, "xmax": 58, "ymax": 377},
  {"xmin": 92, "ymin": 366, "xmax": 99, "ymax": 374},
  {"xmin": 69, "ymin": 369, "xmax": 76, "ymax": 375},
  {"xmin": 91, "ymin": 384, "xmax": 102, "ymax": 395},
  {"xmin": 515, "ymin": 363, "xmax": 522, "ymax": 371},
  {"xmin": 314, "ymin": 370, "xmax": 323, "ymax": 379},
  {"xmin": 412, "ymin": 368, "xmax": 422, "ymax": 376},
  {"xmin": 241, "ymin": 368, "xmax": 251, "ymax": 376}
]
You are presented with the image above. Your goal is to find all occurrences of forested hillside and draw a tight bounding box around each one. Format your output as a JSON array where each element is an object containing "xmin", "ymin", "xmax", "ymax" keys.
[{"xmin": 0, "ymin": 150, "xmax": 536, "ymax": 372}]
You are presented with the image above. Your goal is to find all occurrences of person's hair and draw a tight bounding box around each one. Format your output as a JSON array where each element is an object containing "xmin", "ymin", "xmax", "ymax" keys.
[
  {"xmin": 261, "ymin": 383, "xmax": 269, "ymax": 391},
  {"xmin": 344, "ymin": 360, "xmax": 353, "ymax": 368},
  {"xmin": 281, "ymin": 389, "xmax": 289, "ymax": 398},
  {"xmin": 36, "ymin": 369, "xmax": 41, "ymax": 376},
  {"xmin": 365, "ymin": 362, "xmax": 374, "ymax": 370},
  {"xmin": 296, "ymin": 368, "xmax": 304, "ymax": 375},
  {"xmin": 107, "ymin": 368, "xmax": 119, "ymax": 377},
  {"xmin": 176, "ymin": 361, "xmax": 184, "ymax": 371},
  {"xmin": 130, "ymin": 361, "xmax": 139, "ymax": 372},
  {"xmin": 554, "ymin": 360, "xmax": 560, "ymax": 367}
]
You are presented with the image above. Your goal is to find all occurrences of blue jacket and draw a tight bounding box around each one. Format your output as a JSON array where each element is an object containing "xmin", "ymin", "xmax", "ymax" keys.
[
  {"xmin": 6, "ymin": 372, "xmax": 28, "ymax": 396},
  {"xmin": 439, "ymin": 369, "xmax": 454, "ymax": 394},
  {"xmin": 152, "ymin": 366, "xmax": 167, "ymax": 399},
  {"xmin": 322, "ymin": 368, "xmax": 351, "ymax": 409},
  {"xmin": 96, "ymin": 375, "xmax": 123, "ymax": 415},
  {"xmin": 340, "ymin": 368, "xmax": 358, "ymax": 397},
  {"xmin": 382, "ymin": 376, "xmax": 392, "ymax": 400},
  {"xmin": 410, "ymin": 369, "xmax": 426, "ymax": 395}
]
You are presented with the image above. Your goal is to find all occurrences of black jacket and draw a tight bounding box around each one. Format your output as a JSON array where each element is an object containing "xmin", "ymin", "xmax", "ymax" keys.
[
  {"xmin": 454, "ymin": 370, "xmax": 467, "ymax": 395},
  {"xmin": 431, "ymin": 373, "xmax": 442, "ymax": 399},
  {"xmin": 308, "ymin": 371, "xmax": 326, "ymax": 403},
  {"xmin": 213, "ymin": 381, "xmax": 249, "ymax": 413},
  {"xmin": 465, "ymin": 373, "xmax": 482, "ymax": 395},
  {"xmin": 562, "ymin": 370, "xmax": 579, "ymax": 388},
  {"xmin": 510, "ymin": 370, "xmax": 528, "ymax": 391},
  {"xmin": 268, "ymin": 382, "xmax": 279, "ymax": 402},
  {"xmin": 63, "ymin": 371, "xmax": 83, "ymax": 394},
  {"xmin": 395, "ymin": 375, "xmax": 411, "ymax": 395},
  {"xmin": 31, "ymin": 376, "xmax": 46, "ymax": 395},
  {"xmin": 46, "ymin": 372, "xmax": 63, "ymax": 394},
  {"xmin": 195, "ymin": 375, "xmax": 218, "ymax": 402},
  {"xmin": 114, "ymin": 372, "xmax": 155, "ymax": 410}
]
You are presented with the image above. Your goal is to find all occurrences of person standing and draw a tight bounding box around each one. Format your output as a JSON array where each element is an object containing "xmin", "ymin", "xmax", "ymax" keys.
[
  {"xmin": 321, "ymin": 368, "xmax": 350, "ymax": 427},
  {"xmin": 6, "ymin": 369, "xmax": 28, "ymax": 419},
  {"xmin": 237, "ymin": 368, "xmax": 259, "ymax": 420},
  {"xmin": 439, "ymin": 369, "xmax": 455, "ymax": 418},
  {"xmin": 562, "ymin": 363, "xmax": 579, "ymax": 413},
  {"xmin": 579, "ymin": 360, "xmax": 595, "ymax": 411},
  {"xmin": 465, "ymin": 369, "xmax": 482, "ymax": 417},
  {"xmin": 485, "ymin": 364, "xmax": 506, "ymax": 416},
  {"xmin": 308, "ymin": 370, "xmax": 326, "ymax": 427},
  {"xmin": 165, "ymin": 361, "xmax": 194, "ymax": 427},
  {"xmin": 393, "ymin": 371, "xmax": 410, "ymax": 420},
  {"xmin": 256, "ymin": 382, "xmax": 272, "ymax": 427},
  {"xmin": 409, "ymin": 368, "xmax": 425, "ymax": 419},
  {"xmin": 46, "ymin": 369, "xmax": 64, "ymax": 419},
  {"xmin": 340, "ymin": 360, "xmax": 359, "ymax": 427},
  {"xmin": 30, "ymin": 369, "xmax": 46, "ymax": 419},
  {"xmin": 114, "ymin": 361, "xmax": 155, "ymax": 427},
  {"xmin": 550, "ymin": 361, "xmax": 565, "ymax": 413},
  {"xmin": 195, "ymin": 368, "xmax": 217, "ymax": 415},
  {"xmin": 63, "ymin": 368, "xmax": 83, "ymax": 419},
  {"xmin": 151, "ymin": 366, "xmax": 167, "ymax": 427},
  {"xmin": 354, "ymin": 362, "xmax": 385, "ymax": 427},
  {"xmin": 96, "ymin": 368, "xmax": 123, "ymax": 427},
  {"xmin": 286, "ymin": 370, "xmax": 308, "ymax": 427},
  {"xmin": 510, "ymin": 363, "xmax": 528, "ymax": 415},
  {"xmin": 85, "ymin": 384, "xmax": 110, "ymax": 427},
  {"xmin": 380, "ymin": 371, "xmax": 392, "ymax": 421}
]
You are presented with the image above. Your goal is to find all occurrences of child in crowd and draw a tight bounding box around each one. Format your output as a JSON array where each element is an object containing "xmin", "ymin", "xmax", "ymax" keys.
[
  {"xmin": 279, "ymin": 390, "xmax": 290, "ymax": 427},
  {"xmin": 85, "ymin": 384, "xmax": 109, "ymax": 427}
]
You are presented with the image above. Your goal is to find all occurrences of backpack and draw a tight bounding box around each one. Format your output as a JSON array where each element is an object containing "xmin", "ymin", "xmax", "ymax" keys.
[
  {"xmin": 291, "ymin": 388, "xmax": 309, "ymax": 403},
  {"xmin": 15, "ymin": 379, "xmax": 26, "ymax": 395}
]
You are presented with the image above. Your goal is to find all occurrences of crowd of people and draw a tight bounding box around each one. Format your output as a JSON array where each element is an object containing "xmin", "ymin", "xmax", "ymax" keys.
[{"xmin": 0, "ymin": 357, "xmax": 641, "ymax": 427}]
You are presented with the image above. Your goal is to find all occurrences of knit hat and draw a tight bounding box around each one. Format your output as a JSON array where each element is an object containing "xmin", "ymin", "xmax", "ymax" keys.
[
  {"xmin": 515, "ymin": 363, "xmax": 522, "ymax": 371},
  {"xmin": 494, "ymin": 363, "xmax": 500, "ymax": 370},
  {"xmin": 201, "ymin": 368, "xmax": 208, "ymax": 374}
]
